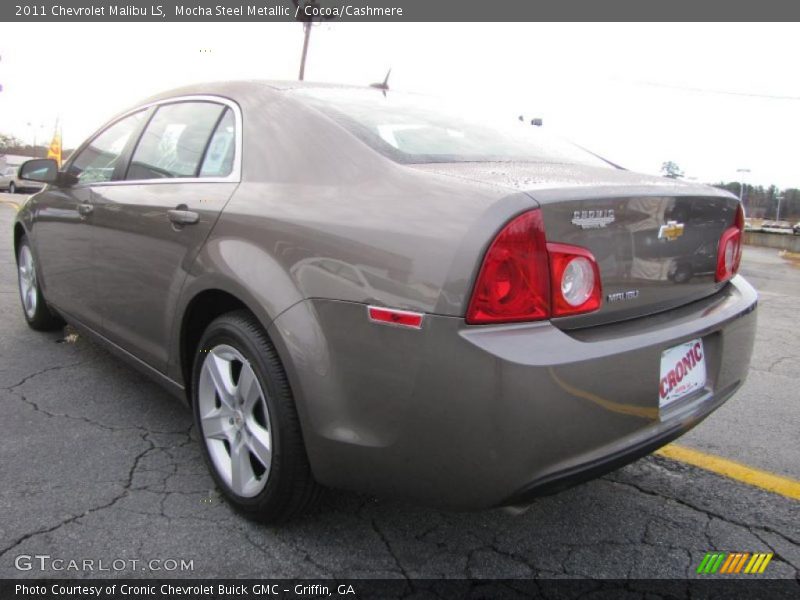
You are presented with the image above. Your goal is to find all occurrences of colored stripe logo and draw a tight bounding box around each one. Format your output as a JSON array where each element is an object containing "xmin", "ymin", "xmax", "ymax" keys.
[{"xmin": 696, "ymin": 552, "xmax": 773, "ymax": 574}]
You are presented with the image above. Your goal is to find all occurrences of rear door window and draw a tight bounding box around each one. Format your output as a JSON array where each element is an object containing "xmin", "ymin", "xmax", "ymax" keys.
[
  {"xmin": 199, "ymin": 108, "xmax": 235, "ymax": 177},
  {"xmin": 126, "ymin": 102, "xmax": 225, "ymax": 180}
]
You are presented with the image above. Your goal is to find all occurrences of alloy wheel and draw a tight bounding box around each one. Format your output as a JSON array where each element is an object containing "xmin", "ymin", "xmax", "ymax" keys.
[
  {"xmin": 197, "ymin": 344, "xmax": 272, "ymax": 497},
  {"xmin": 18, "ymin": 245, "xmax": 38, "ymax": 319}
]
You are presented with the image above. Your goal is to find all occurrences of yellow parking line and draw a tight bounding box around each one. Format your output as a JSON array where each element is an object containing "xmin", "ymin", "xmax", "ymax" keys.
[{"xmin": 656, "ymin": 444, "xmax": 800, "ymax": 501}]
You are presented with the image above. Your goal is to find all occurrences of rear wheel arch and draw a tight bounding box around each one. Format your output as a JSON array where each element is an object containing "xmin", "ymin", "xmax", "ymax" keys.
[
  {"xmin": 179, "ymin": 289, "xmax": 251, "ymax": 401},
  {"xmin": 177, "ymin": 287, "xmax": 302, "ymax": 399},
  {"xmin": 176, "ymin": 285, "xmax": 321, "ymax": 460},
  {"xmin": 13, "ymin": 222, "xmax": 26, "ymax": 259}
]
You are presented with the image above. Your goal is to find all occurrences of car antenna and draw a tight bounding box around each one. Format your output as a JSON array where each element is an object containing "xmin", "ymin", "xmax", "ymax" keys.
[{"xmin": 370, "ymin": 69, "xmax": 392, "ymax": 97}]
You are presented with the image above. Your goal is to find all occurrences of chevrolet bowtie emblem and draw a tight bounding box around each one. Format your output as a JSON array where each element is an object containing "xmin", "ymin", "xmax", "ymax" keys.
[{"xmin": 658, "ymin": 220, "xmax": 685, "ymax": 241}]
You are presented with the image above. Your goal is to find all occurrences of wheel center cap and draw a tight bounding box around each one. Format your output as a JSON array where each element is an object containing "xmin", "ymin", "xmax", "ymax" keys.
[{"xmin": 233, "ymin": 411, "xmax": 244, "ymax": 429}]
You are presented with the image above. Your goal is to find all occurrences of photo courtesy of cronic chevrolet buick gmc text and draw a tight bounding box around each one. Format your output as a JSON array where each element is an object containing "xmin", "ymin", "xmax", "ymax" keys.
[{"xmin": 13, "ymin": 82, "xmax": 757, "ymax": 522}]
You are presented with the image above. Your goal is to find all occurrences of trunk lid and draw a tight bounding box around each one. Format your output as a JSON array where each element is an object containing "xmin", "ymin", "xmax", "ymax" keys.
[
  {"xmin": 538, "ymin": 191, "xmax": 738, "ymax": 329},
  {"xmin": 412, "ymin": 162, "xmax": 740, "ymax": 328}
]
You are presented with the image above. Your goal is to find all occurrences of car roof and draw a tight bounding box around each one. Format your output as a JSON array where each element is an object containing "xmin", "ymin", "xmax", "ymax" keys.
[
  {"xmin": 126, "ymin": 80, "xmax": 387, "ymax": 123},
  {"xmin": 138, "ymin": 79, "xmax": 376, "ymax": 103},
  {"xmin": 260, "ymin": 80, "xmax": 380, "ymax": 92}
]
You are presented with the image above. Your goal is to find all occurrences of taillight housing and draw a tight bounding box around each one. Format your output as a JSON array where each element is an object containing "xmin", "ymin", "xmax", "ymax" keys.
[
  {"xmin": 466, "ymin": 209, "xmax": 602, "ymax": 324},
  {"xmin": 715, "ymin": 203, "xmax": 745, "ymax": 282},
  {"xmin": 465, "ymin": 210, "xmax": 550, "ymax": 324},
  {"xmin": 547, "ymin": 243, "xmax": 602, "ymax": 317}
]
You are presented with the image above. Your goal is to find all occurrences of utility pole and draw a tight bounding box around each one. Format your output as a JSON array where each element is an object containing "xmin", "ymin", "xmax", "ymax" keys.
[
  {"xmin": 776, "ymin": 191, "xmax": 784, "ymax": 222},
  {"xmin": 292, "ymin": 1, "xmax": 334, "ymax": 81},
  {"xmin": 27, "ymin": 122, "xmax": 44, "ymax": 158},
  {"xmin": 299, "ymin": 20, "xmax": 312, "ymax": 81},
  {"xmin": 736, "ymin": 168, "xmax": 750, "ymax": 206}
]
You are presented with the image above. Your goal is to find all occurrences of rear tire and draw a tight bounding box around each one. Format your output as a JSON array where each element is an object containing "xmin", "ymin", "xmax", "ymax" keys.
[
  {"xmin": 16, "ymin": 236, "xmax": 64, "ymax": 331},
  {"xmin": 191, "ymin": 310, "xmax": 321, "ymax": 523}
]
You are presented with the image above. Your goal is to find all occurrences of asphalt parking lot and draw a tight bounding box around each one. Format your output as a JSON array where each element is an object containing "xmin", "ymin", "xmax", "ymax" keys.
[{"xmin": 0, "ymin": 193, "xmax": 798, "ymax": 580}]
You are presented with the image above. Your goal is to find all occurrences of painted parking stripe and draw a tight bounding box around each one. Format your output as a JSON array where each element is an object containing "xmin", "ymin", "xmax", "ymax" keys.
[{"xmin": 656, "ymin": 444, "xmax": 800, "ymax": 501}]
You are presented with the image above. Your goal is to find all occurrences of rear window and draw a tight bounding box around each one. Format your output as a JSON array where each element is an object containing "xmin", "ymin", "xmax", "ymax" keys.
[{"xmin": 290, "ymin": 88, "xmax": 611, "ymax": 167}]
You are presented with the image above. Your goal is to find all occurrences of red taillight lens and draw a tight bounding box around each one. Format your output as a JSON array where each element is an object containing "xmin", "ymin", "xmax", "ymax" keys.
[
  {"xmin": 547, "ymin": 243, "xmax": 602, "ymax": 317},
  {"xmin": 466, "ymin": 210, "xmax": 603, "ymax": 324},
  {"xmin": 466, "ymin": 210, "xmax": 550, "ymax": 324},
  {"xmin": 716, "ymin": 204, "xmax": 745, "ymax": 282}
]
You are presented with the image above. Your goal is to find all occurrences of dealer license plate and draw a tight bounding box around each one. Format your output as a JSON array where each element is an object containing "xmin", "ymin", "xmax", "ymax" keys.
[{"xmin": 659, "ymin": 338, "xmax": 706, "ymax": 408}]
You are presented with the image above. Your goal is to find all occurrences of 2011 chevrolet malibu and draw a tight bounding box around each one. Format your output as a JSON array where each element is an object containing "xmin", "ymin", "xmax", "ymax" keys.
[{"xmin": 13, "ymin": 81, "xmax": 757, "ymax": 522}]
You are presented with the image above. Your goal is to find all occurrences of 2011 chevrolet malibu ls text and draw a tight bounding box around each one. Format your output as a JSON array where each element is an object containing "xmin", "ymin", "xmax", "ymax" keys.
[{"xmin": 13, "ymin": 81, "xmax": 757, "ymax": 522}]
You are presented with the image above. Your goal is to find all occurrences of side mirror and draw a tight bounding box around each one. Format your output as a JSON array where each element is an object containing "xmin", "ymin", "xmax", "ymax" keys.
[
  {"xmin": 19, "ymin": 159, "xmax": 58, "ymax": 184},
  {"xmin": 18, "ymin": 158, "xmax": 78, "ymax": 187}
]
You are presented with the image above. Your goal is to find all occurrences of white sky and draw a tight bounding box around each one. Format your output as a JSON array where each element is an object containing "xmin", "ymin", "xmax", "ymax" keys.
[{"xmin": 1, "ymin": 22, "xmax": 798, "ymax": 187}]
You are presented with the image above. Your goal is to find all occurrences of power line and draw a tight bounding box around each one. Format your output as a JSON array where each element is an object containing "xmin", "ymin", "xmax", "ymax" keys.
[{"xmin": 631, "ymin": 80, "xmax": 800, "ymax": 101}]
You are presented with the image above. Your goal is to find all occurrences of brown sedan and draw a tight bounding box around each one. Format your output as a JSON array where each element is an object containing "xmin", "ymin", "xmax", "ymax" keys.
[{"xmin": 14, "ymin": 82, "xmax": 757, "ymax": 522}]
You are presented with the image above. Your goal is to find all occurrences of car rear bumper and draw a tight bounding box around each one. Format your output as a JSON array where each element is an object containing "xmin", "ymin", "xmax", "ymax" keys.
[
  {"xmin": 500, "ymin": 379, "xmax": 741, "ymax": 506},
  {"xmin": 269, "ymin": 275, "xmax": 757, "ymax": 509}
]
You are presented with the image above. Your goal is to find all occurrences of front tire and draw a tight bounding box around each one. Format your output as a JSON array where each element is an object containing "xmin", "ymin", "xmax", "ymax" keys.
[
  {"xmin": 17, "ymin": 236, "xmax": 64, "ymax": 331},
  {"xmin": 191, "ymin": 310, "xmax": 321, "ymax": 523}
]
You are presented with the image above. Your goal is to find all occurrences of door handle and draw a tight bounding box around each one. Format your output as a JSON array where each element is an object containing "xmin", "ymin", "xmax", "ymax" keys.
[
  {"xmin": 168, "ymin": 207, "xmax": 199, "ymax": 226},
  {"xmin": 78, "ymin": 203, "xmax": 93, "ymax": 216}
]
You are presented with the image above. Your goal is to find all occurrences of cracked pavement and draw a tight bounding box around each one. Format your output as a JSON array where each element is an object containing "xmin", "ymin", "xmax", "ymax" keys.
[{"xmin": 1, "ymin": 198, "xmax": 798, "ymax": 580}]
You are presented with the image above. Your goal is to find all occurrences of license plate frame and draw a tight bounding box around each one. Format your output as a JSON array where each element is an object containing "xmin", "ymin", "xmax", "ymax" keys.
[{"xmin": 659, "ymin": 338, "xmax": 706, "ymax": 409}]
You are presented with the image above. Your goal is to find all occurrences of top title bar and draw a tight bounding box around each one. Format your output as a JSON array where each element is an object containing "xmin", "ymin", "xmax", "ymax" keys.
[{"xmin": 3, "ymin": 0, "xmax": 800, "ymax": 22}]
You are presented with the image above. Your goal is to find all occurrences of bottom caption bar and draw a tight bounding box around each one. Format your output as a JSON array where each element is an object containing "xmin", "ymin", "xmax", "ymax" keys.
[{"xmin": 2, "ymin": 579, "xmax": 798, "ymax": 600}]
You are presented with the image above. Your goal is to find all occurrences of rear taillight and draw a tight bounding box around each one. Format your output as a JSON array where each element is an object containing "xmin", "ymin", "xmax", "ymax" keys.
[
  {"xmin": 466, "ymin": 210, "xmax": 601, "ymax": 324},
  {"xmin": 547, "ymin": 243, "xmax": 602, "ymax": 317},
  {"xmin": 465, "ymin": 210, "xmax": 550, "ymax": 324},
  {"xmin": 716, "ymin": 203, "xmax": 744, "ymax": 282}
]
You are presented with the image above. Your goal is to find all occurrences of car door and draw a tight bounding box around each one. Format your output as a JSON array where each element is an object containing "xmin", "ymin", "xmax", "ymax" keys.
[
  {"xmin": 31, "ymin": 110, "xmax": 148, "ymax": 330},
  {"xmin": 90, "ymin": 98, "xmax": 240, "ymax": 373}
]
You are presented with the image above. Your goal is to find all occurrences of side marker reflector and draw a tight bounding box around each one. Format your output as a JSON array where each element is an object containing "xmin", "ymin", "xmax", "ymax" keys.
[{"xmin": 367, "ymin": 306, "xmax": 424, "ymax": 329}]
